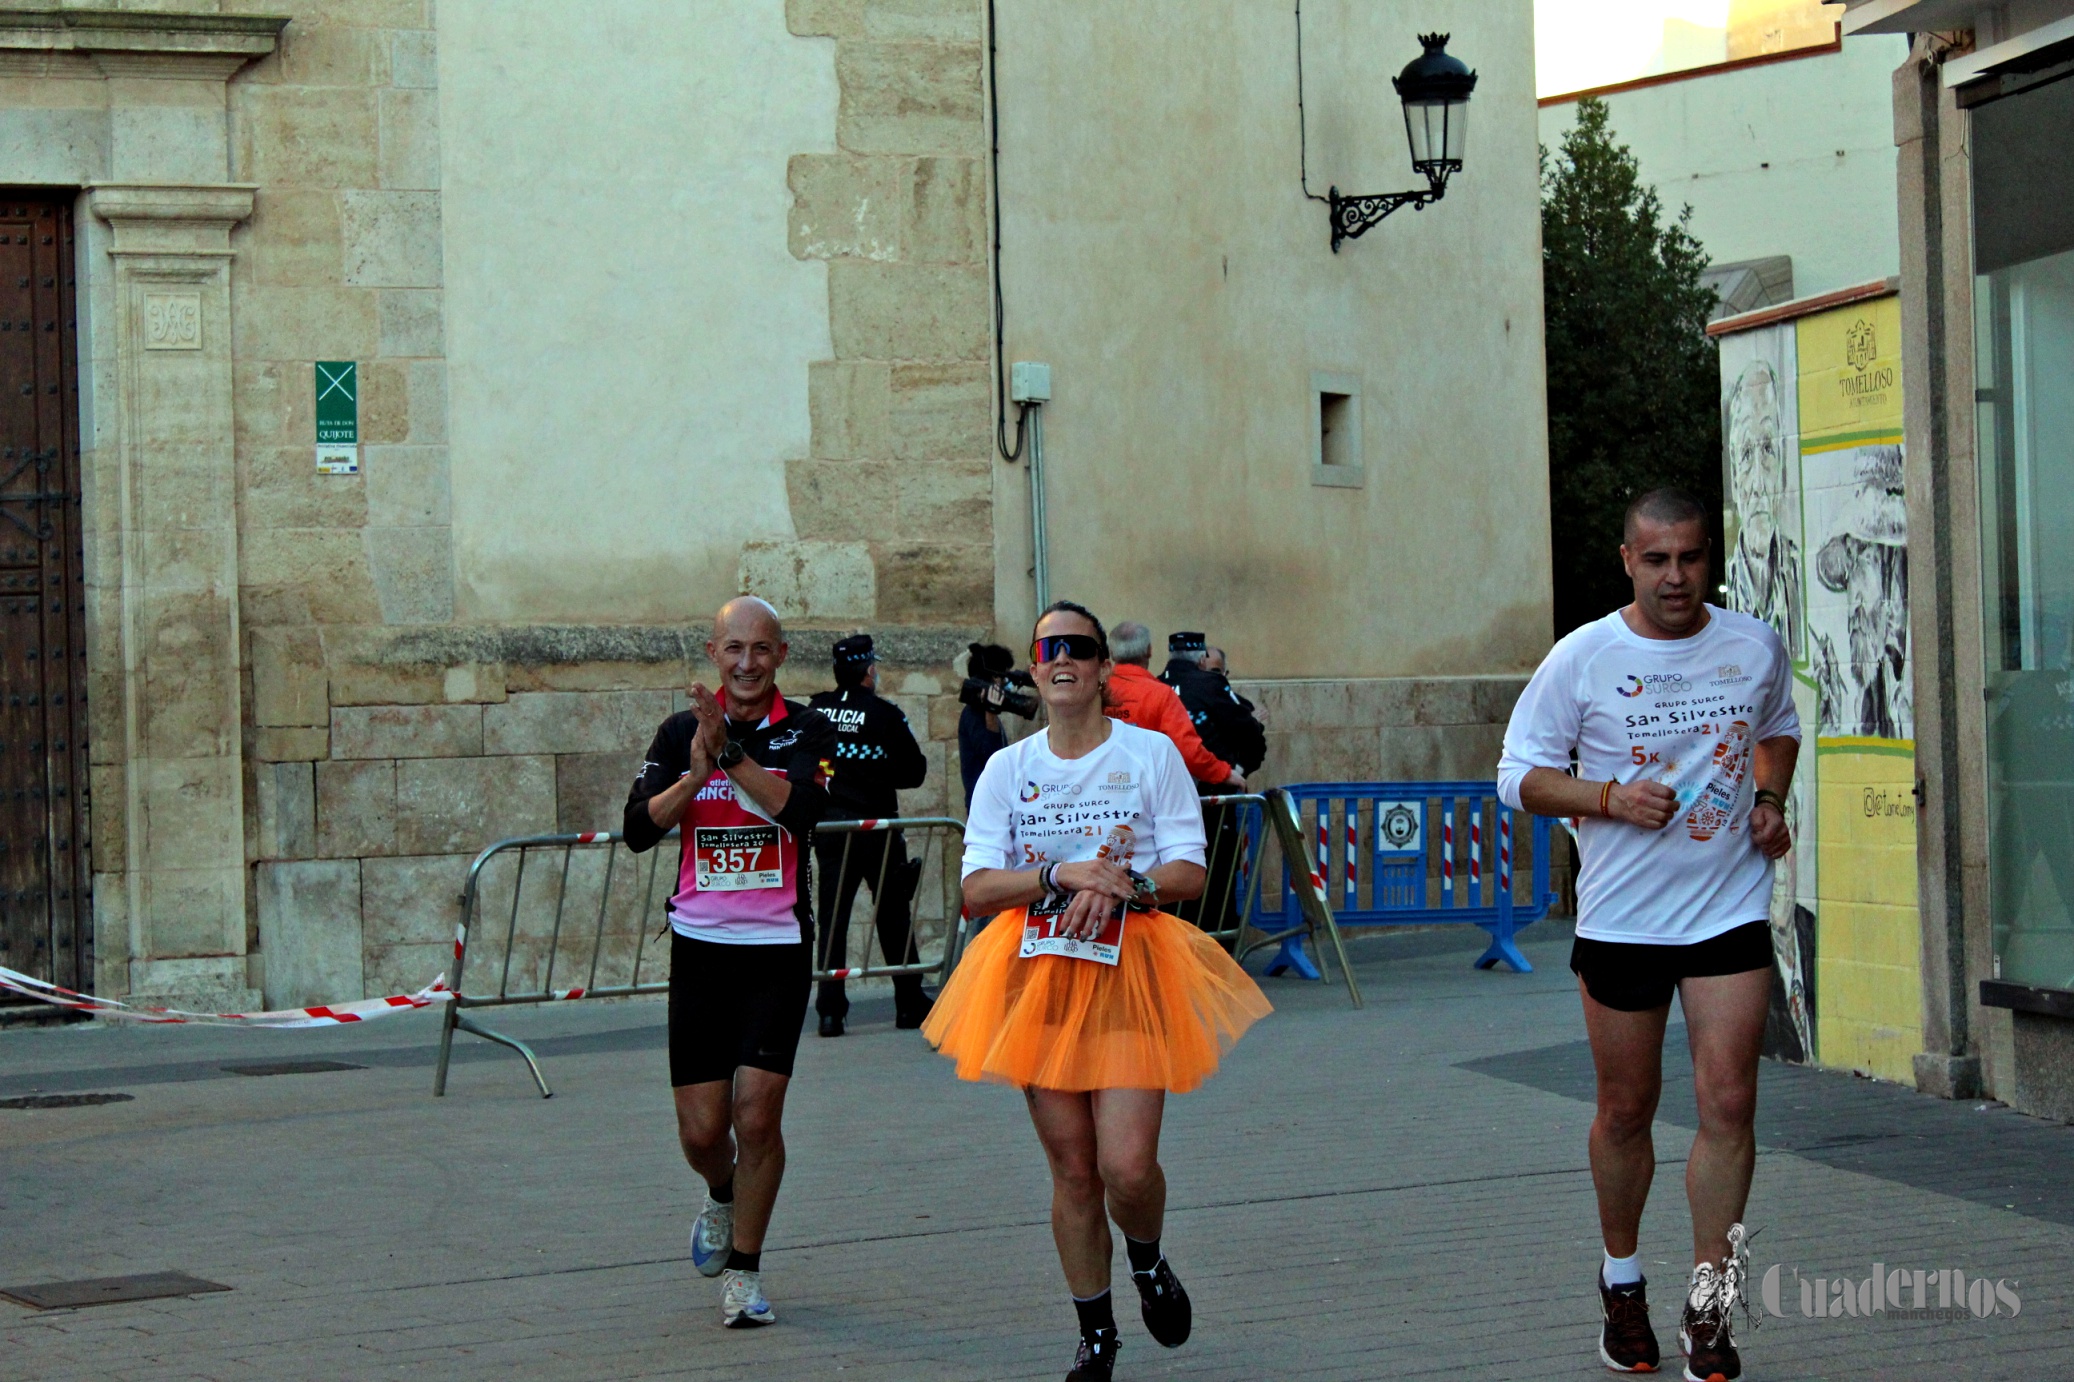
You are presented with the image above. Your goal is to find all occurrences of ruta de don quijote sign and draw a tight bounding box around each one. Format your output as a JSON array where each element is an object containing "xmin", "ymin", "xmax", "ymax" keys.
[{"xmin": 315, "ymin": 360, "xmax": 359, "ymax": 475}]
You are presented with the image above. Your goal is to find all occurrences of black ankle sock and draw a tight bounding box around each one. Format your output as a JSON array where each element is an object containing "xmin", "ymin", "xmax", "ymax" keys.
[
  {"xmin": 725, "ymin": 1248, "xmax": 760, "ymax": 1272},
  {"xmin": 709, "ymin": 1177, "xmax": 734, "ymax": 1205},
  {"xmin": 1072, "ymin": 1289, "xmax": 1115, "ymax": 1337},
  {"xmin": 1125, "ymin": 1236, "xmax": 1162, "ymax": 1275}
]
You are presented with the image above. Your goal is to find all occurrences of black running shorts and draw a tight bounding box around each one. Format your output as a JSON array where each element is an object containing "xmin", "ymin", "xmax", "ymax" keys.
[
  {"xmin": 1568, "ymin": 921, "xmax": 1774, "ymax": 1013},
  {"xmin": 668, "ymin": 933, "xmax": 811, "ymax": 1087}
]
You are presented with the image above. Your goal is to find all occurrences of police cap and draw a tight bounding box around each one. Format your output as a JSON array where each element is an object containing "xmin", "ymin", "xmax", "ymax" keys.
[{"xmin": 833, "ymin": 633, "xmax": 877, "ymax": 684}]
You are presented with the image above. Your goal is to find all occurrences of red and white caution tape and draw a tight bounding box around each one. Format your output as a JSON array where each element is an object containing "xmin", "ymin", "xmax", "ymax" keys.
[{"xmin": 0, "ymin": 965, "xmax": 451, "ymax": 1028}]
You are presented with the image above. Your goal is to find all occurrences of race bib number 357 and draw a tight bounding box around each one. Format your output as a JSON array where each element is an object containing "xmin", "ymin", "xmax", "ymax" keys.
[{"xmin": 694, "ymin": 826, "xmax": 784, "ymax": 892}]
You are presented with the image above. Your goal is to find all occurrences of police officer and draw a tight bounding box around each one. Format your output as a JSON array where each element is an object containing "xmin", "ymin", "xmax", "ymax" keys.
[
  {"xmin": 808, "ymin": 635, "xmax": 931, "ymax": 1036},
  {"xmin": 1161, "ymin": 632, "xmax": 1268, "ymax": 933}
]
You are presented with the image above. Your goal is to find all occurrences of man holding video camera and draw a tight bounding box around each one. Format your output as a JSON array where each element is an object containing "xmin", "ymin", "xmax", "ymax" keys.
[{"xmin": 957, "ymin": 642, "xmax": 1038, "ymax": 809}]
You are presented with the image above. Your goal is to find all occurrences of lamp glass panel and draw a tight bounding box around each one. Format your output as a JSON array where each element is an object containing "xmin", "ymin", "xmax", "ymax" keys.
[
  {"xmin": 1402, "ymin": 99, "xmax": 1441, "ymax": 168},
  {"xmin": 1443, "ymin": 98, "xmax": 1468, "ymax": 164}
]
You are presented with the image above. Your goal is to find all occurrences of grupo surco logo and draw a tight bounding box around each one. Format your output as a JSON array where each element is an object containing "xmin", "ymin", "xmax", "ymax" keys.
[
  {"xmin": 1616, "ymin": 672, "xmax": 1687, "ymax": 699},
  {"xmin": 1020, "ymin": 781, "xmax": 1042, "ymax": 802},
  {"xmin": 1021, "ymin": 781, "xmax": 1082, "ymax": 802},
  {"xmin": 1839, "ymin": 315, "xmax": 1895, "ymax": 404}
]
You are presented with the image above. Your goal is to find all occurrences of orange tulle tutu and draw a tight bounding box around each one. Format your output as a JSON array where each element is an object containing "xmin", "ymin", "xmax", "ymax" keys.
[{"xmin": 922, "ymin": 907, "xmax": 1272, "ymax": 1093}]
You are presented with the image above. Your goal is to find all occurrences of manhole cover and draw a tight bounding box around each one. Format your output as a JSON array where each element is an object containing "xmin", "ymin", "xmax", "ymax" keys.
[
  {"xmin": 0, "ymin": 1093, "xmax": 134, "ymax": 1110},
  {"xmin": 0, "ymin": 1271, "xmax": 230, "ymax": 1310},
  {"xmin": 220, "ymin": 1060, "xmax": 366, "ymax": 1077}
]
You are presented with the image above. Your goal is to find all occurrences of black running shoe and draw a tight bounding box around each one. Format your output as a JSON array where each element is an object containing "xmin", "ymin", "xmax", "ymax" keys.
[
  {"xmin": 1680, "ymin": 1263, "xmax": 1742, "ymax": 1382},
  {"xmin": 1065, "ymin": 1325, "xmax": 1120, "ymax": 1381},
  {"xmin": 1132, "ymin": 1258, "xmax": 1192, "ymax": 1347},
  {"xmin": 1598, "ymin": 1271, "xmax": 1660, "ymax": 1373}
]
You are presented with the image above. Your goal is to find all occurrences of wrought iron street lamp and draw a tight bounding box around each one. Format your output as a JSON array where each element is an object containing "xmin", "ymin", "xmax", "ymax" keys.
[{"xmin": 1326, "ymin": 33, "xmax": 1477, "ymax": 251}]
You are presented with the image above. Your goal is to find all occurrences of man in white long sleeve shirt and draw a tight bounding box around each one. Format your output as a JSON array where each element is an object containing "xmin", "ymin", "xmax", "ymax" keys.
[{"xmin": 1498, "ymin": 489, "xmax": 1800, "ymax": 1382}]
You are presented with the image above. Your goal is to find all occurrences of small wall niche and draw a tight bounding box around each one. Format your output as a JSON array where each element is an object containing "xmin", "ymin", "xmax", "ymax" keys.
[{"xmin": 1311, "ymin": 371, "xmax": 1364, "ymax": 488}]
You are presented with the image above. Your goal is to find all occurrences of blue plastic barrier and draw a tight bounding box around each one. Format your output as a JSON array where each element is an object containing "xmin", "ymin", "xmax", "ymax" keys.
[{"xmin": 1261, "ymin": 782, "xmax": 1559, "ymax": 973}]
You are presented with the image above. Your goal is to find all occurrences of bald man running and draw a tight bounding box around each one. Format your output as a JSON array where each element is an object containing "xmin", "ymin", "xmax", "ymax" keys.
[{"xmin": 624, "ymin": 597, "xmax": 836, "ymax": 1329}]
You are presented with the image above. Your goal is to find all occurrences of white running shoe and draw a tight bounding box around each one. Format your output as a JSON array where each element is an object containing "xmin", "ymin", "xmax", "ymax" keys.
[
  {"xmin": 690, "ymin": 1195, "xmax": 734, "ymax": 1279},
  {"xmin": 720, "ymin": 1267, "xmax": 775, "ymax": 1328}
]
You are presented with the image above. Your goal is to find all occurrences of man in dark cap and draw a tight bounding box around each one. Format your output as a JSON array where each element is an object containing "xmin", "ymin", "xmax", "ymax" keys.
[
  {"xmin": 808, "ymin": 635, "xmax": 932, "ymax": 1035},
  {"xmin": 1161, "ymin": 632, "xmax": 1268, "ymax": 933}
]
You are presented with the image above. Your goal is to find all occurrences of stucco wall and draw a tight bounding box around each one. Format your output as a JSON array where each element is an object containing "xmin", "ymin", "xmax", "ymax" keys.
[
  {"xmin": 1538, "ymin": 33, "xmax": 1909, "ymax": 297},
  {"xmin": 989, "ymin": 0, "xmax": 1553, "ymax": 679},
  {"xmin": 439, "ymin": 0, "xmax": 838, "ymax": 625}
]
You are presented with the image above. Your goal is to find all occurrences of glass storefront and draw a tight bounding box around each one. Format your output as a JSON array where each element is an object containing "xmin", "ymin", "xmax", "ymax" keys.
[{"xmin": 1977, "ymin": 74, "xmax": 2074, "ymax": 991}]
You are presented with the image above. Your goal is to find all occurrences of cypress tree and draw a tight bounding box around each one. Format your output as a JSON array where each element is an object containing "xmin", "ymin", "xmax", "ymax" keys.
[{"xmin": 1541, "ymin": 97, "xmax": 1722, "ymax": 636}]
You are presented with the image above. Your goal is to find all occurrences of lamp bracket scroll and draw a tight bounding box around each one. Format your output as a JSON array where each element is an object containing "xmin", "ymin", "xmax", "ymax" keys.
[{"xmin": 1328, "ymin": 175, "xmax": 1447, "ymax": 252}]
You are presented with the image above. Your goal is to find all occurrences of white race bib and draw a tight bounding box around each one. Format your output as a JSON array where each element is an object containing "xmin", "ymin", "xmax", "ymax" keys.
[
  {"xmin": 693, "ymin": 826, "xmax": 784, "ymax": 892},
  {"xmin": 1019, "ymin": 894, "xmax": 1124, "ymax": 966}
]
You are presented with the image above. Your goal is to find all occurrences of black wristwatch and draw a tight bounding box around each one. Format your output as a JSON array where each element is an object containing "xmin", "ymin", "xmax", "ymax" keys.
[{"xmin": 716, "ymin": 738, "xmax": 746, "ymax": 770}]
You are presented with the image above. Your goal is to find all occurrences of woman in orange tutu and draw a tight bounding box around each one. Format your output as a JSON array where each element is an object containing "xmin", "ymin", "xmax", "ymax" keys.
[{"xmin": 923, "ymin": 601, "xmax": 1271, "ymax": 1381}]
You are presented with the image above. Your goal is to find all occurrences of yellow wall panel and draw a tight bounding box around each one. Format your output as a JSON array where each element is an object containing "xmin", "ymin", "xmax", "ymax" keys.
[
  {"xmin": 1815, "ymin": 742, "xmax": 1922, "ymax": 1057},
  {"xmin": 1798, "ymin": 294, "xmax": 1903, "ymax": 442}
]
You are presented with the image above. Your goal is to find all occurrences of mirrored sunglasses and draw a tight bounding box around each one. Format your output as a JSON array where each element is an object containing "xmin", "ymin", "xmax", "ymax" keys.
[{"xmin": 1031, "ymin": 633, "xmax": 1104, "ymax": 664}]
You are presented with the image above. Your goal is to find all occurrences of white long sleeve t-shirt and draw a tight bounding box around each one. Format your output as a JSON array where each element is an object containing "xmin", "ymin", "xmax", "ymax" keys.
[{"xmin": 1497, "ymin": 606, "xmax": 1801, "ymax": 944}]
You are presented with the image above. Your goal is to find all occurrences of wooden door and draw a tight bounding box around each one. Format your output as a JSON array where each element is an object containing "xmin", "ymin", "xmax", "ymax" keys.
[{"xmin": 0, "ymin": 192, "xmax": 88, "ymax": 1001}]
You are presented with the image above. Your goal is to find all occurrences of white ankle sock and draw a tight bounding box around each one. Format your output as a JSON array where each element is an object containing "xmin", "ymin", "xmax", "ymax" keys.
[{"xmin": 1602, "ymin": 1250, "xmax": 1644, "ymax": 1287}]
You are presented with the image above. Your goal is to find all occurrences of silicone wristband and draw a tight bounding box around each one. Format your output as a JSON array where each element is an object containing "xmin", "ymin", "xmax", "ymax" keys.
[
  {"xmin": 1753, "ymin": 788, "xmax": 1787, "ymax": 813},
  {"xmin": 1599, "ymin": 780, "xmax": 1613, "ymax": 817}
]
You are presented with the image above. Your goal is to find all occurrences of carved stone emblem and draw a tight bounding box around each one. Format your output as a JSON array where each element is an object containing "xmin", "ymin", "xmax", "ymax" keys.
[{"xmin": 144, "ymin": 291, "xmax": 202, "ymax": 350}]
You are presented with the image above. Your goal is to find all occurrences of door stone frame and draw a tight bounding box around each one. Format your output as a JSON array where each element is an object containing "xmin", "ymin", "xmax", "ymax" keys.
[{"xmin": 0, "ymin": 9, "xmax": 284, "ymax": 1005}]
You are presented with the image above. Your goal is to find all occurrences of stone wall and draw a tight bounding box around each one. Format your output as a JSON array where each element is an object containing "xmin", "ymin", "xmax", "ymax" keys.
[
  {"xmin": 229, "ymin": 2, "xmax": 450, "ymax": 639},
  {"xmin": 215, "ymin": 1, "xmax": 450, "ymax": 1005},
  {"xmin": 249, "ymin": 626, "xmax": 970, "ymax": 1007},
  {"xmin": 44, "ymin": 0, "xmax": 1006, "ymax": 1008},
  {"xmin": 780, "ymin": 0, "xmax": 995, "ymax": 628}
]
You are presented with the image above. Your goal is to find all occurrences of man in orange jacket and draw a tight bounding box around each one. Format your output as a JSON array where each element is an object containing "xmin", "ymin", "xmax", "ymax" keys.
[{"xmin": 1103, "ymin": 622, "xmax": 1245, "ymax": 790}]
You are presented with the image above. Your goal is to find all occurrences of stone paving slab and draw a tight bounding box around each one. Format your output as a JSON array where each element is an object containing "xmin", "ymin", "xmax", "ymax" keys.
[{"xmin": 2, "ymin": 922, "xmax": 2070, "ymax": 1380}]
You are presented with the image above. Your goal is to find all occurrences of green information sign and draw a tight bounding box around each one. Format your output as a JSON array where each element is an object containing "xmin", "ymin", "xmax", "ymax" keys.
[{"xmin": 315, "ymin": 361, "xmax": 358, "ymax": 443}]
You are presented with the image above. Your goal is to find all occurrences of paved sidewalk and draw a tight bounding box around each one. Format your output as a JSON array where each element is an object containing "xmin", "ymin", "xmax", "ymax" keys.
[{"xmin": 3, "ymin": 921, "xmax": 2070, "ymax": 1381}]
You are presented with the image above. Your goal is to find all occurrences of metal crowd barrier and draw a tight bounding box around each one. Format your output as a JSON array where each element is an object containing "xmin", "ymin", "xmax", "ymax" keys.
[
  {"xmin": 1176, "ymin": 792, "xmax": 1267, "ymax": 952},
  {"xmin": 810, "ymin": 816, "xmax": 971, "ymax": 989},
  {"xmin": 1258, "ymin": 781, "xmax": 1558, "ymax": 974},
  {"xmin": 1228, "ymin": 788, "xmax": 1364, "ymax": 1007},
  {"xmin": 432, "ymin": 817, "xmax": 968, "ymax": 1098}
]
